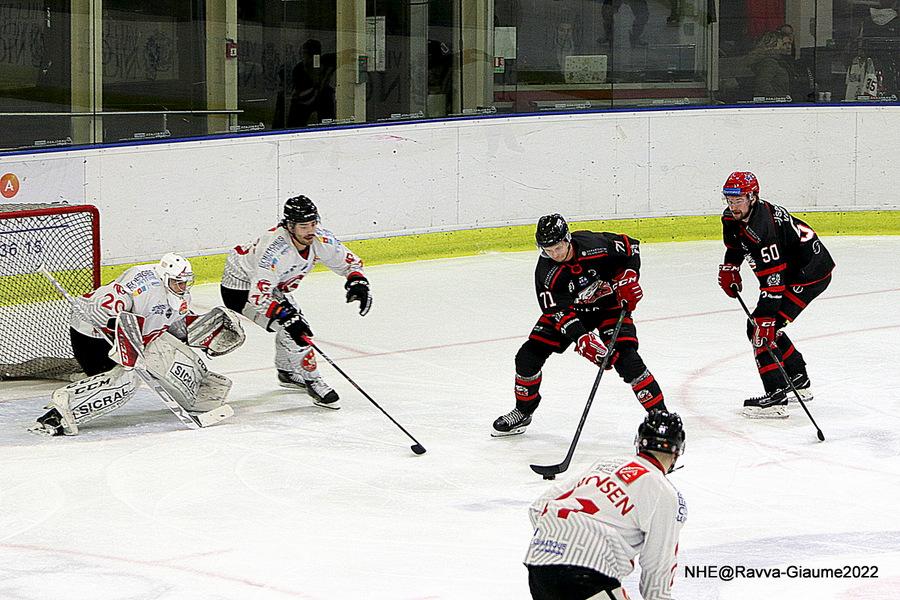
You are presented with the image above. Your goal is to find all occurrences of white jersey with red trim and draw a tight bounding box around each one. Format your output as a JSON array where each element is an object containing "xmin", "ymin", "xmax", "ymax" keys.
[
  {"xmin": 222, "ymin": 225, "xmax": 364, "ymax": 316},
  {"xmin": 71, "ymin": 265, "xmax": 191, "ymax": 343},
  {"xmin": 525, "ymin": 453, "xmax": 687, "ymax": 600}
]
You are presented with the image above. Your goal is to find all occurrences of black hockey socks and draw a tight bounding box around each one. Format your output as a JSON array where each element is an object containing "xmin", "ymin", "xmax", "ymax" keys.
[
  {"xmin": 754, "ymin": 344, "xmax": 787, "ymax": 393},
  {"xmin": 629, "ymin": 369, "xmax": 666, "ymax": 412},
  {"xmin": 775, "ymin": 332, "xmax": 807, "ymax": 379},
  {"xmin": 613, "ymin": 349, "xmax": 666, "ymax": 412},
  {"xmin": 514, "ymin": 371, "xmax": 542, "ymax": 415}
]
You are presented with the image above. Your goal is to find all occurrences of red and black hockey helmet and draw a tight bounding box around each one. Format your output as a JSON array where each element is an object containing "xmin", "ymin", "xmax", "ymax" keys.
[
  {"xmin": 636, "ymin": 409, "xmax": 686, "ymax": 459},
  {"xmin": 283, "ymin": 195, "xmax": 319, "ymax": 226},
  {"xmin": 722, "ymin": 171, "xmax": 760, "ymax": 198},
  {"xmin": 535, "ymin": 213, "xmax": 571, "ymax": 248}
]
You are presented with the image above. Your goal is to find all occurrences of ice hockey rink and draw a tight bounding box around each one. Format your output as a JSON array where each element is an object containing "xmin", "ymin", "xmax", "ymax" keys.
[{"xmin": 1, "ymin": 236, "xmax": 899, "ymax": 600}]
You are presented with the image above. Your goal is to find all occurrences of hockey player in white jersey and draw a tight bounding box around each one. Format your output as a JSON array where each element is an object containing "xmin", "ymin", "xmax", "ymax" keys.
[
  {"xmin": 220, "ymin": 195, "xmax": 372, "ymax": 409},
  {"xmin": 525, "ymin": 410, "xmax": 687, "ymax": 600},
  {"xmin": 31, "ymin": 253, "xmax": 244, "ymax": 436}
]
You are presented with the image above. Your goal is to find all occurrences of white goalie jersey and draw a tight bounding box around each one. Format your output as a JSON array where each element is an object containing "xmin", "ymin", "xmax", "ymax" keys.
[
  {"xmin": 525, "ymin": 453, "xmax": 687, "ymax": 600},
  {"xmin": 222, "ymin": 225, "xmax": 364, "ymax": 317},
  {"xmin": 71, "ymin": 266, "xmax": 191, "ymax": 343}
]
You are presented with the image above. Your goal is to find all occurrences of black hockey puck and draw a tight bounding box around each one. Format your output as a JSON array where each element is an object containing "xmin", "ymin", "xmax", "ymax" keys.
[{"xmin": 543, "ymin": 474, "xmax": 555, "ymax": 480}]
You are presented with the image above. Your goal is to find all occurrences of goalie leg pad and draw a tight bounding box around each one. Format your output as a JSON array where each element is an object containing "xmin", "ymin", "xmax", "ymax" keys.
[
  {"xmin": 37, "ymin": 366, "xmax": 138, "ymax": 434},
  {"xmin": 187, "ymin": 307, "xmax": 246, "ymax": 357},
  {"xmin": 142, "ymin": 333, "xmax": 231, "ymax": 413},
  {"xmin": 196, "ymin": 370, "xmax": 233, "ymax": 412}
]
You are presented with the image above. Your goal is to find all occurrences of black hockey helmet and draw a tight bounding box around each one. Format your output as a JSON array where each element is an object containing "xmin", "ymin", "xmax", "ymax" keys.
[
  {"xmin": 635, "ymin": 409, "xmax": 686, "ymax": 460},
  {"xmin": 535, "ymin": 213, "xmax": 571, "ymax": 248},
  {"xmin": 282, "ymin": 195, "xmax": 319, "ymax": 226}
]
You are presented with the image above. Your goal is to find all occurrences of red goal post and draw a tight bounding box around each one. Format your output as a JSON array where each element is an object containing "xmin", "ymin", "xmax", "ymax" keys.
[{"xmin": 0, "ymin": 203, "xmax": 100, "ymax": 379}]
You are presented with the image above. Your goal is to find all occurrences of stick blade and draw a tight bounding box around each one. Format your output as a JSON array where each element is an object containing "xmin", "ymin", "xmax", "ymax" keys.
[
  {"xmin": 196, "ymin": 404, "xmax": 234, "ymax": 427},
  {"xmin": 530, "ymin": 463, "xmax": 563, "ymax": 478},
  {"xmin": 411, "ymin": 444, "xmax": 426, "ymax": 455}
]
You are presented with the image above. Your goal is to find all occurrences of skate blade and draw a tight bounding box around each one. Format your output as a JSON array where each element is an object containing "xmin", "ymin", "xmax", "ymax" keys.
[
  {"xmin": 491, "ymin": 426, "xmax": 528, "ymax": 437},
  {"xmin": 741, "ymin": 406, "xmax": 789, "ymax": 419},
  {"xmin": 278, "ymin": 381, "xmax": 307, "ymax": 391},
  {"xmin": 787, "ymin": 390, "xmax": 813, "ymax": 404},
  {"xmin": 313, "ymin": 399, "xmax": 341, "ymax": 410},
  {"xmin": 27, "ymin": 423, "xmax": 62, "ymax": 437}
]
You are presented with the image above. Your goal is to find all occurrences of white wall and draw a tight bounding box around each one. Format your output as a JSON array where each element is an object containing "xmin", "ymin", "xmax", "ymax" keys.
[{"xmin": 2, "ymin": 105, "xmax": 898, "ymax": 265}]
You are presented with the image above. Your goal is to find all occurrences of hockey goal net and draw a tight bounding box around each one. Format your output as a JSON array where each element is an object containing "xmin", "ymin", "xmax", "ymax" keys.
[{"xmin": 0, "ymin": 203, "xmax": 100, "ymax": 379}]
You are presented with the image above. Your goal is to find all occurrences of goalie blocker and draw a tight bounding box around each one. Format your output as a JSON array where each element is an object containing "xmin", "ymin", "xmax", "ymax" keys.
[{"xmin": 31, "ymin": 308, "xmax": 244, "ymax": 436}]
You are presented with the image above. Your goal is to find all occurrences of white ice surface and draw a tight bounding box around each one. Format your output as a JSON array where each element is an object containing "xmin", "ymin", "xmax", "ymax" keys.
[{"xmin": 1, "ymin": 237, "xmax": 899, "ymax": 599}]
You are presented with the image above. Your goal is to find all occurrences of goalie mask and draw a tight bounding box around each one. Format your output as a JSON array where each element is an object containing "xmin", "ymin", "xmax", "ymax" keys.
[
  {"xmin": 155, "ymin": 253, "xmax": 194, "ymax": 297},
  {"xmin": 635, "ymin": 409, "xmax": 685, "ymax": 469}
]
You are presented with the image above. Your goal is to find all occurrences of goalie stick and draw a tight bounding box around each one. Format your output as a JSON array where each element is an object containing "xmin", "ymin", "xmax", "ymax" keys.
[
  {"xmin": 39, "ymin": 265, "xmax": 232, "ymax": 430},
  {"xmin": 530, "ymin": 305, "xmax": 629, "ymax": 479}
]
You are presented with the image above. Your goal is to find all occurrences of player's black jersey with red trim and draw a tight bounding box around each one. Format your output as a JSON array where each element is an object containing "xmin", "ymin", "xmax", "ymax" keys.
[
  {"xmin": 721, "ymin": 200, "xmax": 834, "ymax": 316},
  {"xmin": 534, "ymin": 231, "xmax": 640, "ymax": 341}
]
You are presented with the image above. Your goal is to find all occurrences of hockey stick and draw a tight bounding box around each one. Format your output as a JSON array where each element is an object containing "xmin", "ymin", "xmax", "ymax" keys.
[
  {"xmin": 38, "ymin": 266, "xmax": 233, "ymax": 429},
  {"xmin": 732, "ymin": 289, "xmax": 825, "ymax": 441},
  {"xmin": 302, "ymin": 336, "xmax": 426, "ymax": 455},
  {"xmin": 530, "ymin": 305, "xmax": 629, "ymax": 479}
]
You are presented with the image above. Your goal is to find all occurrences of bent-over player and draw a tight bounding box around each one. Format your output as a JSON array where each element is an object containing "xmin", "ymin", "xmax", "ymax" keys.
[
  {"xmin": 525, "ymin": 410, "xmax": 687, "ymax": 600},
  {"xmin": 31, "ymin": 253, "xmax": 243, "ymax": 436},
  {"xmin": 220, "ymin": 195, "xmax": 372, "ymax": 409},
  {"xmin": 493, "ymin": 214, "xmax": 668, "ymax": 437},
  {"xmin": 718, "ymin": 172, "xmax": 835, "ymax": 418}
]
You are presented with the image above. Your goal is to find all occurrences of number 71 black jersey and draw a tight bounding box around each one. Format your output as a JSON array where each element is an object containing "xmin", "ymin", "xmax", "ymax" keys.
[
  {"xmin": 534, "ymin": 231, "xmax": 639, "ymax": 323},
  {"xmin": 722, "ymin": 200, "xmax": 835, "ymax": 315}
]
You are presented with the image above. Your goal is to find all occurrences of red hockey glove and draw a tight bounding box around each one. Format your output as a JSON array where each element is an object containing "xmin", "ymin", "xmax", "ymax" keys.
[
  {"xmin": 718, "ymin": 264, "xmax": 742, "ymax": 298},
  {"xmin": 575, "ymin": 332, "xmax": 609, "ymax": 366},
  {"xmin": 612, "ymin": 269, "xmax": 643, "ymax": 308},
  {"xmin": 752, "ymin": 316, "xmax": 777, "ymax": 348}
]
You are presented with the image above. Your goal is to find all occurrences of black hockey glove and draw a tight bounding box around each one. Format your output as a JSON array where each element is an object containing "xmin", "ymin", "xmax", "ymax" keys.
[
  {"xmin": 345, "ymin": 276, "xmax": 372, "ymax": 317},
  {"xmin": 265, "ymin": 300, "xmax": 296, "ymax": 332},
  {"xmin": 283, "ymin": 312, "xmax": 314, "ymax": 346}
]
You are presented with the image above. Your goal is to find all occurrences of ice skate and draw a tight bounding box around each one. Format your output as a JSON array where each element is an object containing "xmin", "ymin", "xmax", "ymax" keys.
[
  {"xmin": 28, "ymin": 389, "xmax": 78, "ymax": 436},
  {"xmin": 492, "ymin": 407, "xmax": 532, "ymax": 437},
  {"xmin": 278, "ymin": 369, "xmax": 308, "ymax": 391},
  {"xmin": 305, "ymin": 375, "xmax": 340, "ymax": 409},
  {"xmin": 278, "ymin": 369, "xmax": 340, "ymax": 409},
  {"xmin": 786, "ymin": 373, "xmax": 813, "ymax": 403},
  {"xmin": 741, "ymin": 389, "xmax": 789, "ymax": 419}
]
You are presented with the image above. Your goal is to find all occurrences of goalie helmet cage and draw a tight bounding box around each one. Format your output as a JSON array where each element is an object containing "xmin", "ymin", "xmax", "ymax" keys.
[{"xmin": 0, "ymin": 203, "xmax": 100, "ymax": 380}]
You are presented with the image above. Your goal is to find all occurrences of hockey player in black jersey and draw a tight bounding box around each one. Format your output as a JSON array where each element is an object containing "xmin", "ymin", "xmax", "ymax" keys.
[
  {"xmin": 493, "ymin": 214, "xmax": 668, "ymax": 437},
  {"xmin": 718, "ymin": 172, "xmax": 835, "ymax": 418}
]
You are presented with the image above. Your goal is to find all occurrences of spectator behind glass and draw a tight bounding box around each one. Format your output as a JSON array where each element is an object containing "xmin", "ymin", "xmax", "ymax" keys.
[
  {"xmin": 748, "ymin": 31, "xmax": 793, "ymax": 100},
  {"xmin": 778, "ymin": 23, "xmax": 796, "ymax": 59}
]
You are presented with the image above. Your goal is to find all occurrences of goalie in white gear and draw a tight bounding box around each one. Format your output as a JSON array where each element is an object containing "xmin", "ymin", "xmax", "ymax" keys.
[
  {"xmin": 525, "ymin": 410, "xmax": 687, "ymax": 600},
  {"xmin": 220, "ymin": 195, "xmax": 372, "ymax": 410},
  {"xmin": 31, "ymin": 253, "xmax": 245, "ymax": 436}
]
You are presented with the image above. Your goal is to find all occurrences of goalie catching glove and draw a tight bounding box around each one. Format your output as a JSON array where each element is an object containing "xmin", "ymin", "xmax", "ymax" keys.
[{"xmin": 186, "ymin": 307, "xmax": 246, "ymax": 357}]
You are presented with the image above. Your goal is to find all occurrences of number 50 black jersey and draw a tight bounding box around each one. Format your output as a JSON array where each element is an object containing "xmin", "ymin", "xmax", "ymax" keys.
[{"xmin": 722, "ymin": 200, "xmax": 835, "ymax": 316}]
